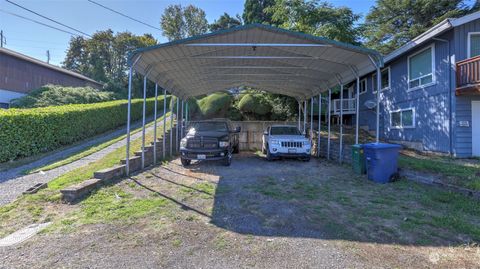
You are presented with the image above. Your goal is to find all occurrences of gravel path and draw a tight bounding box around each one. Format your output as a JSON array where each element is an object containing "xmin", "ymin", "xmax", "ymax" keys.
[{"xmin": 0, "ymin": 117, "xmax": 167, "ymax": 206}]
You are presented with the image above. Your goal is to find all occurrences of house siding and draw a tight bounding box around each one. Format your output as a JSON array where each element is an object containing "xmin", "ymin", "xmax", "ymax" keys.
[
  {"xmin": 355, "ymin": 33, "xmax": 453, "ymax": 154},
  {"xmin": 453, "ymin": 20, "xmax": 480, "ymax": 157}
]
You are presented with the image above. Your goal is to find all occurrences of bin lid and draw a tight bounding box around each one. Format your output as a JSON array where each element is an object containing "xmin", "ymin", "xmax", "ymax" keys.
[
  {"xmin": 362, "ymin": 143, "xmax": 402, "ymax": 149},
  {"xmin": 352, "ymin": 144, "xmax": 363, "ymax": 149}
]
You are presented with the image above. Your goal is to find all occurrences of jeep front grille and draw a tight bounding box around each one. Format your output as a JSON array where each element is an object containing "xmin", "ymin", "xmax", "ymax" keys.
[{"xmin": 281, "ymin": 141, "xmax": 303, "ymax": 148}]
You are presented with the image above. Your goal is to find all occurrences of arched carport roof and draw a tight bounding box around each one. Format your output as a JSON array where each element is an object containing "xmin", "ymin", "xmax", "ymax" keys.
[{"xmin": 128, "ymin": 24, "xmax": 383, "ymax": 100}]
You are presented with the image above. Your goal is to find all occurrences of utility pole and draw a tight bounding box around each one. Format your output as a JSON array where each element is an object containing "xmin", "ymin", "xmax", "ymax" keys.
[
  {"xmin": 46, "ymin": 50, "xmax": 50, "ymax": 63},
  {"xmin": 0, "ymin": 30, "xmax": 6, "ymax": 48}
]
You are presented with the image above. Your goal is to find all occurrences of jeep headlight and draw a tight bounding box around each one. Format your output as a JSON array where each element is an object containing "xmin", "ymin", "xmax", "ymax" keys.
[
  {"xmin": 219, "ymin": 141, "xmax": 229, "ymax": 147},
  {"xmin": 180, "ymin": 138, "xmax": 187, "ymax": 148},
  {"xmin": 303, "ymin": 140, "xmax": 311, "ymax": 147},
  {"xmin": 270, "ymin": 140, "xmax": 280, "ymax": 145}
]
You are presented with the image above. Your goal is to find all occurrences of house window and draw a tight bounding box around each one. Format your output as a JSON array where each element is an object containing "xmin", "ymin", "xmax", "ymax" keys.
[
  {"xmin": 390, "ymin": 108, "xmax": 415, "ymax": 128},
  {"xmin": 372, "ymin": 67, "xmax": 390, "ymax": 93},
  {"xmin": 408, "ymin": 45, "xmax": 435, "ymax": 90},
  {"xmin": 359, "ymin": 78, "xmax": 367, "ymax": 94},
  {"xmin": 468, "ymin": 32, "xmax": 480, "ymax": 58}
]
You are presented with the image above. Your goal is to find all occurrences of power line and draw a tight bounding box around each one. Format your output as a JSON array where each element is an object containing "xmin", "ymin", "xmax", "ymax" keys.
[
  {"xmin": 87, "ymin": 0, "xmax": 162, "ymax": 31},
  {"xmin": 0, "ymin": 9, "xmax": 81, "ymax": 37},
  {"xmin": 5, "ymin": 0, "xmax": 92, "ymax": 38}
]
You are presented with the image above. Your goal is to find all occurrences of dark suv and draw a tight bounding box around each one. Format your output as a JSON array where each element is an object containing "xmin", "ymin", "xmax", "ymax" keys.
[{"xmin": 180, "ymin": 119, "xmax": 241, "ymax": 166}]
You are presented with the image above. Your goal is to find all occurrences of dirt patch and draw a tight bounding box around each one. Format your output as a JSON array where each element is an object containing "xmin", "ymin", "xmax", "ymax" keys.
[{"xmin": 1, "ymin": 152, "xmax": 479, "ymax": 268}]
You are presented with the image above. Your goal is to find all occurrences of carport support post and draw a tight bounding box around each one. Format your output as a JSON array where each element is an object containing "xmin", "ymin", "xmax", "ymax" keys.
[
  {"xmin": 355, "ymin": 76, "xmax": 360, "ymax": 145},
  {"xmin": 327, "ymin": 89, "xmax": 331, "ymax": 160},
  {"xmin": 310, "ymin": 97, "xmax": 313, "ymax": 140},
  {"xmin": 176, "ymin": 98, "xmax": 179, "ymax": 152},
  {"xmin": 339, "ymin": 83, "xmax": 344, "ymax": 164},
  {"xmin": 125, "ymin": 66, "xmax": 133, "ymax": 176},
  {"xmin": 141, "ymin": 76, "xmax": 147, "ymax": 169},
  {"xmin": 163, "ymin": 90, "xmax": 167, "ymax": 159},
  {"xmin": 180, "ymin": 100, "xmax": 184, "ymax": 140},
  {"xmin": 376, "ymin": 67, "xmax": 381, "ymax": 143},
  {"xmin": 170, "ymin": 96, "xmax": 173, "ymax": 156},
  {"xmin": 303, "ymin": 100, "xmax": 307, "ymax": 133},
  {"xmin": 153, "ymin": 83, "xmax": 158, "ymax": 165},
  {"xmin": 297, "ymin": 101, "xmax": 301, "ymax": 130},
  {"xmin": 317, "ymin": 93, "xmax": 321, "ymax": 157}
]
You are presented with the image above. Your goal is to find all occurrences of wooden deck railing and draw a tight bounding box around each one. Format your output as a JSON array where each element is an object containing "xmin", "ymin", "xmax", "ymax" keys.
[{"xmin": 456, "ymin": 55, "xmax": 480, "ymax": 88}]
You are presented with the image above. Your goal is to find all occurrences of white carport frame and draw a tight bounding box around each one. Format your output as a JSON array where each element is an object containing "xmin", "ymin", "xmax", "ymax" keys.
[{"xmin": 124, "ymin": 24, "xmax": 383, "ymax": 175}]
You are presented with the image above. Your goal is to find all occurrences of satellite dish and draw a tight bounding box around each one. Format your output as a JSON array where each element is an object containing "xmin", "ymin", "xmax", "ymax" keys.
[{"xmin": 364, "ymin": 100, "xmax": 377, "ymax": 109}]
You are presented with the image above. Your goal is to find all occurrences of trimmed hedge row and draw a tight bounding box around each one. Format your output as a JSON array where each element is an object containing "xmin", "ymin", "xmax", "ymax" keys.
[{"xmin": 0, "ymin": 97, "xmax": 169, "ymax": 162}]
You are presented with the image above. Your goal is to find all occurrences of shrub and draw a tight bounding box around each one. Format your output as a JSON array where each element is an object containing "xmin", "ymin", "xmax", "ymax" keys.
[
  {"xmin": 0, "ymin": 97, "xmax": 169, "ymax": 162},
  {"xmin": 238, "ymin": 94, "xmax": 272, "ymax": 116},
  {"xmin": 10, "ymin": 85, "xmax": 116, "ymax": 108},
  {"xmin": 197, "ymin": 92, "xmax": 232, "ymax": 118}
]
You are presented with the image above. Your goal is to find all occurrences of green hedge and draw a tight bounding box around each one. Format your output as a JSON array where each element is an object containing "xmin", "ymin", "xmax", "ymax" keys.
[{"xmin": 0, "ymin": 97, "xmax": 169, "ymax": 162}]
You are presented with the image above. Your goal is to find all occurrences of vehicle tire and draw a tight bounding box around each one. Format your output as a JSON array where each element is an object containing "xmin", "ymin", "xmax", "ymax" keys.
[
  {"xmin": 223, "ymin": 152, "xmax": 232, "ymax": 166},
  {"xmin": 302, "ymin": 156, "xmax": 311, "ymax": 162},
  {"xmin": 266, "ymin": 148, "xmax": 274, "ymax": 161},
  {"xmin": 181, "ymin": 158, "xmax": 191, "ymax": 167}
]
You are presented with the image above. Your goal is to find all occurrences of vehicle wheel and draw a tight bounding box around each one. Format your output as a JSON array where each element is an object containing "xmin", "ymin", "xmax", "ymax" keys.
[
  {"xmin": 302, "ymin": 156, "xmax": 311, "ymax": 162},
  {"xmin": 181, "ymin": 158, "xmax": 191, "ymax": 167},
  {"xmin": 223, "ymin": 152, "xmax": 232, "ymax": 166},
  {"xmin": 266, "ymin": 148, "xmax": 274, "ymax": 161}
]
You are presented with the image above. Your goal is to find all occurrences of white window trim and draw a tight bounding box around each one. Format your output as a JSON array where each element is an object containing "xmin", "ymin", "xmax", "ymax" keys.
[
  {"xmin": 407, "ymin": 44, "xmax": 436, "ymax": 92},
  {"xmin": 467, "ymin": 32, "xmax": 480, "ymax": 58},
  {"xmin": 389, "ymin": 108, "xmax": 416, "ymax": 129},
  {"xmin": 372, "ymin": 66, "xmax": 391, "ymax": 94},
  {"xmin": 359, "ymin": 78, "xmax": 367, "ymax": 95}
]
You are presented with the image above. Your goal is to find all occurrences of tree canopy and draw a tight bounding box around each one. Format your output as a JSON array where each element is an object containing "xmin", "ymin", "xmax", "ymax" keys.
[
  {"xmin": 62, "ymin": 30, "xmax": 157, "ymax": 97},
  {"xmin": 362, "ymin": 0, "xmax": 473, "ymax": 54},
  {"xmin": 160, "ymin": 4, "xmax": 209, "ymax": 41},
  {"xmin": 210, "ymin": 13, "xmax": 243, "ymax": 31},
  {"xmin": 242, "ymin": 0, "xmax": 276, "ymax": 24},
  {"xmin": 266, "ymin": 0, "xmax": 360, "ymax": 44}
]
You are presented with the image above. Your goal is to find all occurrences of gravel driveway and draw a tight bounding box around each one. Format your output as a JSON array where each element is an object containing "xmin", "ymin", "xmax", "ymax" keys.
[{"xmin": 1, "ymin": 152, "xmax": 478, "ymax": 268}]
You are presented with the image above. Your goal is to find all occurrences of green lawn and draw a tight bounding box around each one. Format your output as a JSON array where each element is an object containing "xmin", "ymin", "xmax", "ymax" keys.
[
  {"xmin": 0, "ymin": 114, "xmax": 173, "ymax": 238},
  {"xmin": 399, "ymin": 153, "xmax": 480, "ymax": 190}
]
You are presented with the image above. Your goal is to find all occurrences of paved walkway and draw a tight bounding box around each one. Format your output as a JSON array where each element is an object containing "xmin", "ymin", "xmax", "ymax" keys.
[{"xmin": 0, "ymin": 117, "xmax": 169, "ymax": 206}]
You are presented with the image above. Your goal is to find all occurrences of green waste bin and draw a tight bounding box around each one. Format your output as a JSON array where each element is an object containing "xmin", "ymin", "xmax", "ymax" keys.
[{"xmin": 352, "ymin": 144, "xmax": 366, "ymax": 174}]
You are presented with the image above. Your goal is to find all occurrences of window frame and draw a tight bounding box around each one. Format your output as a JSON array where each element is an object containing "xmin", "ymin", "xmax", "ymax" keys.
[
  {"xmin": 389, "ymin": 108, "xmax": 416, "ymax": 129},
  {"xmin": 372, "ymin": 67, "xmax": 391, "ymax": 94},
  {"xmin": 407, "ymin": 44, "xmax": 436, "ymax": 92},
  {"xmin": 359, "ymin": 78, "xmax": 367, "ymax": 95},
  {"xmin": 467, "ymin": 32, "xmax": 480, "ymax": 58}
]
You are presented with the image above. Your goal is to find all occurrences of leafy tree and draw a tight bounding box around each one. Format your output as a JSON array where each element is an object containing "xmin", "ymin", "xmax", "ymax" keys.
[
  {"xmin": 265, "ymin": 0, "xmax": 360, "ymax": 44},
  {"xmin": 210, "ymin": 13, "xmax": 243, "ymax": 31},
  {"xmin": 362, "ymin": 0, "xmax": 470, "ymax": 54},
  {"xmin": 63, "ymin": 30, "xmax": 157, "ymax": 97},
  {"xmin": 160, "ymin": 4, "xmax": 208, "ymax": 41},
  {"xmin": 242, "ymin": 0, "xmax": 276, "ymax": 24}
]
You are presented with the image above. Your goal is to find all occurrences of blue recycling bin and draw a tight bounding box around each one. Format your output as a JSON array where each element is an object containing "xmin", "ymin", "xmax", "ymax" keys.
[{"xmin": 363, "ymin": 143, "xmax": 401, "ymax": 183}]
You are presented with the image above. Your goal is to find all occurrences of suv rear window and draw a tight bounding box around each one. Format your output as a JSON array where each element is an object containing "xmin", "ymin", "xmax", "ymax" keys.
[{"xmin": 270, "ymin": 126, "xmax": 301, "ymax": 135}]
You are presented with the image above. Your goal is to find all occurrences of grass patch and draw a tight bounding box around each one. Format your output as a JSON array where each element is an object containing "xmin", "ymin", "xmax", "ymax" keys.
[{"xmin": 399, "ymin": 154, "xmax": 480, "ymax": 190}]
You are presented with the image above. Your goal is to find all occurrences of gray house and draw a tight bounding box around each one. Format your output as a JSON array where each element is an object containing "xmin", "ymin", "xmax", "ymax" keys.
[{"xmin": 334, "ymin": 11, "xmax": 480, "ymax": 158}]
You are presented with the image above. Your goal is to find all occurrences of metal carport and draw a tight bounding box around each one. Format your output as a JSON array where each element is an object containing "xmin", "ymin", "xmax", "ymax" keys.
[{"xmin": 125, "ymin": 24, "xmax": 384, "ymax": 175}]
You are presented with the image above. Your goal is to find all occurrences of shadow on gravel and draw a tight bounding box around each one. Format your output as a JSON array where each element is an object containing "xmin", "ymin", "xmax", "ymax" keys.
[{"xmin": 167, "ymin": 152, "xmax": 480, "ymax": 248}]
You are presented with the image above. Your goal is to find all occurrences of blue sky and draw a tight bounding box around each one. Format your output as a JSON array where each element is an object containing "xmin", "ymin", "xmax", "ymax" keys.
[{"xmin": 0, "ymin": 0, "xmax": 474, "ymax": 66}]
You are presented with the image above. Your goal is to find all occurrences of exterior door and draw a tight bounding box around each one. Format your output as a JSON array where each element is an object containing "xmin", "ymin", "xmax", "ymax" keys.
[{"xmin": 473, "ymin": 101, "xmax": 480, "ymax": 156}]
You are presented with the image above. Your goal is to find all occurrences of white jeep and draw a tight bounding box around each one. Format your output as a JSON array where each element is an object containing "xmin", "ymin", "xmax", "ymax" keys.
[{"xmin": 262, "ymin": 125, "xmax": 311, "ymax": 161}]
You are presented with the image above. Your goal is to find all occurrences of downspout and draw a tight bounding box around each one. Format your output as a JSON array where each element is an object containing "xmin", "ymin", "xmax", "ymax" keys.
[{"xmin": 432, "ymin": 37, "xmax": 453, "ymax": 157}]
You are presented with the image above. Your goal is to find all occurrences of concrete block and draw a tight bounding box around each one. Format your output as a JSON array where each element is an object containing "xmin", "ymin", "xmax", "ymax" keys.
[
  {"xmin": 93, "ymin": 165, "xmax": 125, "ymax": 181},
  {"xmin": 61, "ymin": 178, "xmax": 102, "ymax": 203}
]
